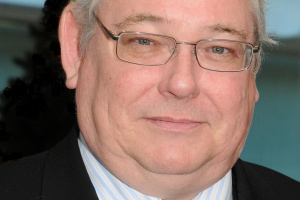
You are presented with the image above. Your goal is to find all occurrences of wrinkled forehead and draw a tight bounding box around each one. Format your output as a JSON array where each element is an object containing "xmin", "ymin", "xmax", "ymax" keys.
[{"xmin": 98, "ymin": 0, "xmax": 255, "ymax": 41}]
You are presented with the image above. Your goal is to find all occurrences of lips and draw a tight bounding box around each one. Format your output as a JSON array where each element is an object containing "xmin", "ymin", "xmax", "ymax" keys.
[{"xmin": 146, "ymin": 117, "xmax": 202, "ymax": 132}]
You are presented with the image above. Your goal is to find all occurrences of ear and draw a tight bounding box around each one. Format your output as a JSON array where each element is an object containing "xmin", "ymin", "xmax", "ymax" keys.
[
  {"xmin": 255, "ymin": 87, "xmax": 259, "ymax": 102},
  {"xmin": 59, "ymin": 3, "xmax": 81, "ymax": 89}
]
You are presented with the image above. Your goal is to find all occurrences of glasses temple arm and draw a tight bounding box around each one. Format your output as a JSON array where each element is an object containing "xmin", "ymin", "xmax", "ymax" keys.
[
  {"xmin": 93, "ymin": 12, "xmax": 119, "ymax": 41},
  {"xmin": 253, "ymin": 45, "xmax": 260, "ymax": 53}
]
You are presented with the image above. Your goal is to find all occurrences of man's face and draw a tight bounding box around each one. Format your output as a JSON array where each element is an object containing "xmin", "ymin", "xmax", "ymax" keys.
[{"xmin": 72, "ymin": 0, "xmax": 258, "ymax": 196}]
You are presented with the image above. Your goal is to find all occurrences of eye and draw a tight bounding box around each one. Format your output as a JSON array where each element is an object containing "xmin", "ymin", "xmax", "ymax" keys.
[
  {"xmin": 137, "ymin": 39, "xmax": 153, "ymax": 45},
  {"xmin": 211, "ymin": 46, "xmax": 229, "ymax": 54}
]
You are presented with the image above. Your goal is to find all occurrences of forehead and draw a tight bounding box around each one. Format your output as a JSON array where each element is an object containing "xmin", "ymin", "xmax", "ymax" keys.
[{"xmin": 99, "ymin": 0, "xmax": 254, "ymax": 40}]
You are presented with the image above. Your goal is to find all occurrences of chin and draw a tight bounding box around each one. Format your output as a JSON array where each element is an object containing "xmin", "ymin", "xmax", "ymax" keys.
[{"xmin": 143, "ymin": 150, "xmax": 207, "ymax": 175}]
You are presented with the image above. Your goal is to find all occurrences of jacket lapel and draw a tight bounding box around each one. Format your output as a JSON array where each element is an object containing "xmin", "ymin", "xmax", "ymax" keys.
[
  {"xmin": 232, "ymin": 159, "xmax": 281, "ymax": 200},
  {"xmin": 232, "ymin": 159, "xmax": 254, "ymax": 200},
  {"xmin": 40, "ymin": 127, "xmax": 98, "ymax": 200}
]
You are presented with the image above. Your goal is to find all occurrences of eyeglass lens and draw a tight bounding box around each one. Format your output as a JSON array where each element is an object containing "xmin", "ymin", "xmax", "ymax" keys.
[{"xmin": 116, "ymin": 33, "xmax": 253, "ymax": 71}]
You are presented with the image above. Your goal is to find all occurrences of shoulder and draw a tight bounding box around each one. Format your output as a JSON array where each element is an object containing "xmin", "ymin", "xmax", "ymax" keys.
[
  {"xmin": 0, "ymin": 127, "xmax": 97, "ymax": 200},
  {"xmin": 237, "ymin": 159, "xmax": 300, "ymax": 187},
  {"xmin": 0, "ymin": 151, "xmax": 49, "ymax": 200},
  {"xmin": 0, "ymin": 128, "xmax": 77, "ymax": 199},
  {"xmin": 233, "ymin": 159, "xmax": 300, "ymax": 200}
]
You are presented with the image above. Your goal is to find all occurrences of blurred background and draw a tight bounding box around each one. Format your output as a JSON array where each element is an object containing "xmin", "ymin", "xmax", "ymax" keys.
[{"xmin": 0, "ymin": 0, "xmax": 299, "ymax": 181}]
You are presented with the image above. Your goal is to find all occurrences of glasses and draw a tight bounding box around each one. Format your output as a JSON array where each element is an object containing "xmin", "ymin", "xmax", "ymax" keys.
[{"xmin": 93, "ymin": 13, "xmax": 260, "ymax": 72}]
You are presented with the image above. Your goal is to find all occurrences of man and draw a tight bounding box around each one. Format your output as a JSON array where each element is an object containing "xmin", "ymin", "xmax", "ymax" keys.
[{"xmin": 0, "ymin": 0, "xmax": 299, "ymax": 199}]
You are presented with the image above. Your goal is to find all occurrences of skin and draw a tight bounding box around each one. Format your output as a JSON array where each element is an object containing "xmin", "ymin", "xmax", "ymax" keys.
[{"xmin": 59, "ymin": 0, "xmax": 259, "ymax": 199}]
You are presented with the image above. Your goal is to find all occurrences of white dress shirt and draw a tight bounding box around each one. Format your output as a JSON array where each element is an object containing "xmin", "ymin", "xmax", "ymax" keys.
[{"xmin": 78, "ymin": 134, "xmax": 233, "ymax": 200}]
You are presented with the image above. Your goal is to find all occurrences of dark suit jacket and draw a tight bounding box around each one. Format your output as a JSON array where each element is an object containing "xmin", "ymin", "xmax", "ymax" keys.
[{"xmin": 1, "ymin": 128, "xmax": 299, "ymax": 200}]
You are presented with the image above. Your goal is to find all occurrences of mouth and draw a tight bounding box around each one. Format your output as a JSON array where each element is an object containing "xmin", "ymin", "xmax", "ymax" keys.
[{"xmin": 146, "ymin": 117, "xmax": 203, "ymax": 132}]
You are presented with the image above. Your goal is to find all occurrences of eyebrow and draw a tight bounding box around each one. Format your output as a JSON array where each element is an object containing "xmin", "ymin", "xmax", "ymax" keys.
[
  {"xmin": 112, "ymin": 14, "xmax": 248, "ymax": 40},
  {"xmin": 113, "ymin": 14, "xmax": 166, "ymax": 30},
  {"xmin": 208, "ymin": 24, "xmax": 248, "ymax": 40}
]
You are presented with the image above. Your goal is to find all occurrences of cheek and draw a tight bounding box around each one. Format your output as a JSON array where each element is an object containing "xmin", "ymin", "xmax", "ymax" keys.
[
  {"xmin": 91, "ymin": 60, "xmax": 161, "ymax": 132},
  {"xmin": 112, "ymin": 69, "xmax": 152, "ymax": 104},
  {"xmin": 104, "ymin": 64, "xmax": 162, "ymax": 116},
  {"xmin": 205, "ymin": 73, "xmax": 256, "ymax": 150},
  {"xmin": 209, "ymin": 72, "xmax": 252, "ymax": 119}
]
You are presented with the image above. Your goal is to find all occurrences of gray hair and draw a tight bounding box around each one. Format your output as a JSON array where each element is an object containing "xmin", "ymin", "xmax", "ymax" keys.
[
  {"xmin": 69, "ymin": 0, "xmax": 101, "ymax": 53},
  {"xmin": 250, "ymin": 0, "xmax": 277, "ymax": 74},
  {"xmin": 69, "ymin": 0, "xmax": 276, "ymax": 74}
]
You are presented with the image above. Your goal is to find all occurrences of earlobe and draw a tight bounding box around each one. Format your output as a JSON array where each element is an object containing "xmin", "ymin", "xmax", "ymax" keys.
[
  {"xmin": 59, "ymin": 3, "xmax": 81, "ymax": 89},
  {"xmin": 255, "ymin": 88, "xmax": 259, "ymax": 102}
]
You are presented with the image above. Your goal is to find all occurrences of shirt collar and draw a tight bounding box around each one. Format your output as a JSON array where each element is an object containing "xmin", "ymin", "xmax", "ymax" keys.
[{"xmin": 78, "ymin": 134, "xmax": 232, "ymax": 200}]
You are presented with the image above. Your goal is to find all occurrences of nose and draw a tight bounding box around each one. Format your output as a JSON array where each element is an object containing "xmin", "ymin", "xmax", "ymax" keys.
[{"xmin": 158, "ymin": 45, "xmax": 200, "ymax": 99}]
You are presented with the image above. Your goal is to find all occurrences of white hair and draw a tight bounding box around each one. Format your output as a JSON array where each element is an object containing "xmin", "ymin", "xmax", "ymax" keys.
[
  {"xmin": 69, "ymin": 0, "xmax": 276, "ymax": 74},
  {"xmin": 250, "ymin": 0, "xmax": 277, "ymax": 73},
  {"xmin": 69, "ymin": 0, "xmax": 101, "ymax": 54}
]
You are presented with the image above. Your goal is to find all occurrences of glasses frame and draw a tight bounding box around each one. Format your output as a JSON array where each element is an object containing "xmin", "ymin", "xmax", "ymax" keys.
[{"xmin": 93, "ymin": 13, "xmax": 260, "ymax": 72}]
